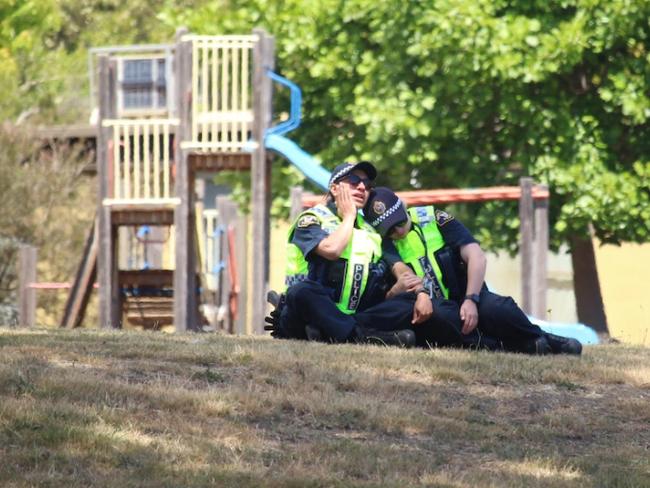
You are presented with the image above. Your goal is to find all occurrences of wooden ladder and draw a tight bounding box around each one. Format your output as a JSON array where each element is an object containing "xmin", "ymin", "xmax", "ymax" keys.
[{"xmin": 60, "ymin": 215, "xmax": 98, "ymax": 328}]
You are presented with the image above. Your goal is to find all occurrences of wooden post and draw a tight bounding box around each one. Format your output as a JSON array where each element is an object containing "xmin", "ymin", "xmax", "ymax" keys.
[
  {"xmin": 532, "ymin": 186, "xmax": 549, "ymax": 319},
  {"xmin": 18, "ymin": 245, "xmax": 37, "ymax": 328},
  {"xmin": 173, "ymin": 28, "xmax": 199, "ymax": 332},
  {"xmin": 216, "ymin": 196, "xmax": 238, "ymax": 333},
  {"xmin": 290, "ymin": 186, "xmax": 303, "ymax": 221},
  {"xmin": 251, "ymin": 29, "xmax": 275, "ymax": 334},
  {"xmin": 97, "ymin": 55, "xmax": 120, "ymax": 329},
  {"xmin": 519, "ymin": 177, "xmax": 534, "ymax": 315}
]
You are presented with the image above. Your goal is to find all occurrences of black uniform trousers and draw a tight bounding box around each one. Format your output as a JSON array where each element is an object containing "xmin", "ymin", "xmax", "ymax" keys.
[
  {"xmin": 423, "ymin": 289, "xmax": 545, "ymax": 351},
  {"xmin": 281, "ymin": 279, "xmax": 417, "ymax": 342}
]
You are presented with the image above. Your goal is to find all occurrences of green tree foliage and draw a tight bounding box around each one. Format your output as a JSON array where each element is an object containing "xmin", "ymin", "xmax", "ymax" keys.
[
  {"xmin": 0, "ymin": 125, "xmax": 91, "ymax": 314},
  {"xmin": 0, "ymin": 0, "xmax": 175, "ymax": 124},
  {"xmin": 161, "ymin": 0, "xmax": 650, "ymax": 252},
  {"xmin": 1, "ymin": 0, "xmax": 648, "ymax": 252}
]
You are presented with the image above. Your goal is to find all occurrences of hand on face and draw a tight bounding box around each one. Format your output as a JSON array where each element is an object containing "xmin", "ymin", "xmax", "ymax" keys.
[{"xmin": 335, "ymin": 183, "xmax": 357, "ymax": 220}]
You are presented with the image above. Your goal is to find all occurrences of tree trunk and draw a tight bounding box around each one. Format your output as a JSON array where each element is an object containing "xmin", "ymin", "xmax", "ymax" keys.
[{"xmin": 570, "ymin": 234, "xmax": 609, "ymax": 334}]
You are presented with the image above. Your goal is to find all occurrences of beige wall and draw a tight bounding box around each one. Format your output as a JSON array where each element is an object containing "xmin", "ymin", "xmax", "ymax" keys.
[
  {"xmin": 484, "ymin": 248, "xmax": 578, "ymax": 324},
  {"xmin": 270, "ymin": 220, "xmax": 291, "ymax": 293},
  {"xmin": 594, "ymin": 241, "xmax": 650, "ymax": 346}
]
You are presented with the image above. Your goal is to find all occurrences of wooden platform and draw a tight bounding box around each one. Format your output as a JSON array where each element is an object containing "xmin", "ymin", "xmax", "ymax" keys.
[
  {"xmin": 105, "ymin": 200, "xmax": 179, "ymax": 226},
  {"xmin": 119, "ymin": 269, "xmax": 174, "ymax": 288}
]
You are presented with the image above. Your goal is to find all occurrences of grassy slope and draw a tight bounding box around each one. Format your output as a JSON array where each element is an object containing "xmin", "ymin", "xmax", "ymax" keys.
[{"xmin": 1, "ymin": 328, "xmax": 649, "ymax": 488}]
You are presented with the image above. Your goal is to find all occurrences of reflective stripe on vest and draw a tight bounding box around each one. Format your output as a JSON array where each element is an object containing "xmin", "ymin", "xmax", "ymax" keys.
[
  {"xmin": 285, "ymin": 204, "xmax": 382, "ymax": 314},
  {"xmin": 393, "ymin": 206, "xmax": 449, "ymax": 299}
]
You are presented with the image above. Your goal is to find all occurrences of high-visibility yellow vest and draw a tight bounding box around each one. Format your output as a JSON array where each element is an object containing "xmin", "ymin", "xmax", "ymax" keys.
[
  {"xmin": 285, "ymin": 204, "xmax": 382, "ymax": 314},
  {"xmin": 393, "ymin": 206, "xmax": 450, "ymax": 299}
]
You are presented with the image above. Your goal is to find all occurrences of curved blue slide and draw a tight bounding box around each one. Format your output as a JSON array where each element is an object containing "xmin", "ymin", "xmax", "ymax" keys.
[{"xmin": 265, "ymin": 133, "xmax": 330, "ymax": 191}]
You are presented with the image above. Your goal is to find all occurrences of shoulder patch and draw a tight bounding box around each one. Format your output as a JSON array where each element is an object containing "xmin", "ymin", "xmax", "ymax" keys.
[
  {"xmin": 297, "ymin": 214, "xmax": 320, "ymax": 228},
  {"xmin": 435, "ymin": 209, "xmax": 454, "ymax": 226}
]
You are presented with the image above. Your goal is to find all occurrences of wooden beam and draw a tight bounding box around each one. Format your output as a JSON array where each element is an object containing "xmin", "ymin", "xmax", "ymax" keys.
[
  {"xmin": 189, "ymin": 152, "xmax": 252, "ymax": 172},
  {"xmin": 60, "ymin": 216, "xmax": 98, "ymax": 328},
  {"xmin": 290, "ymin": 186, "xmax": 303, "ymax": 221},
  {"xmin": 519, "ymin": 177, "xmax": 534, "ymax": 315},
  {"xmin": 302, "ymin": 185, "xmax": 551, "ymax": 208},
  {"xmin": 251, "ymin": 29, "xmax": 275, "ymax": 335},
  {"xmin": 18, "ymin": 245, "xmax": 37, "ymax": 328},
  {"xmin": 216, "ymin": 196, "xmax": 237, "ymax": 333},
  {"xmin": 97, "ymin": 55, "xmax": 121, "ymax": 329},
  {"xmin": 173, "ymin": 28, "xmax": 200, "ymax": 332},
  {"xmin": 532, "ymin": 186, "xmax": 549, "ymax": 319}
]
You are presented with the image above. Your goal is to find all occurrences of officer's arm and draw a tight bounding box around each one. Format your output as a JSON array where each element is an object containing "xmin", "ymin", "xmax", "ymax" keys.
[
  {"xmin": 459, "ymin": 242, "xmax": 486, "ymax": 296},
  {"xmin": 314, "ymin": 213, "xmax": 355, "ymax": 260},
  {"xmin": 314, "ymin": 184, "xmax": 357, "ymax": 260}
]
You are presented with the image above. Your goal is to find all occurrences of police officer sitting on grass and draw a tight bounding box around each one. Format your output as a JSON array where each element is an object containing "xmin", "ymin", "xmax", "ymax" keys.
[
  {"xmin": 265, "ymin": 162, "xmax": 418, "ymax": 347},
  {"xmin": 363, "ymin": 187, "xmax": 582, "ymax": 355}
]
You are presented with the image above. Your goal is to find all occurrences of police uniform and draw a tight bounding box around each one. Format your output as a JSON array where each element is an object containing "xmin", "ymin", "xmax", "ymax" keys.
[
  {"xmin": 281, "ymin": 199, "xmax": 417, "ymax": 342},
  {"xmin": 364, "ymin": 187, "xmax": 581, "ymax": 354}
]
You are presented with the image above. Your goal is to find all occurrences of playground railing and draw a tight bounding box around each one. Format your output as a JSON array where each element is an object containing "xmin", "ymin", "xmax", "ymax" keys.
[
  {"xmin": 102, "ymin": 118, "xmax": 179, "ymax": 204},
  {"xmin": 180, "ymin": 35, "xmax": 257, "ymax": 153}
]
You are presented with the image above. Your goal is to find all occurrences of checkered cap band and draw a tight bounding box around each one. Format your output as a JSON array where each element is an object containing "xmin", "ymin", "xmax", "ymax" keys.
[
  {"xmin": 370, "ymin": 198, "xmax": 404, "ymax": 228},
  {"xmin": 329, "ymin": 165, "xmax": 353, "ymax": 185}
]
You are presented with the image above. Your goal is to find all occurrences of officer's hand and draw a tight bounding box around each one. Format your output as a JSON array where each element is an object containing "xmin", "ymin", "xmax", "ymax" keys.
[
  {"xmin": 460, "ymin": 299, "xmax": 479, "ymax": 335},
  {"xmin": 335, "ymin": 184, "xmax": 357, "ymax": 220},
  {"xmin": 412, "ymin": 292, "xmax": 433, "ymax": 325},
  {"xmin": 394, "ymin": 273, "xmax": 423, "ymax": 294}
]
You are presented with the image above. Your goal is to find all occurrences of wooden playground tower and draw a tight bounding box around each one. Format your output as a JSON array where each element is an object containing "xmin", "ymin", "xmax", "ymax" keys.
[{"xmin": 65, "ymin": 28, "xmax": 276, "ymax": 332}]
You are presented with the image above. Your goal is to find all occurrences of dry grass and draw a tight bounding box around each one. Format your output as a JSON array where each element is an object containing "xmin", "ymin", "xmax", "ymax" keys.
[{"xmin": 1, "ymin": 327, "xmax": 649, "ymax": 488}]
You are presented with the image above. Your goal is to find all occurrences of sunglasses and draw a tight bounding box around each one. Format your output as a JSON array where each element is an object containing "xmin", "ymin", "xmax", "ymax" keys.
[{"xmin": 341, "ymin": 174, "xmax": 373, "ymax": 188}]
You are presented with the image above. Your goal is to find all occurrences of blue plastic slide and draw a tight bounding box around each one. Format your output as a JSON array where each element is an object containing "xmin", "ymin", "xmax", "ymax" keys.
[
  {"xmin": 529, "ymin": 316, "xmax": 600, "ymax": 345},
  {"xmin": 265, "ymin": 133, "xmax": 330, "ymax": 191}
]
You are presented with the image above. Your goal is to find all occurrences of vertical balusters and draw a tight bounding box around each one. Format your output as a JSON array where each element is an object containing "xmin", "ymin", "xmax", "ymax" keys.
[
  {"xmin": 112, "ymin": 124, "xmax": 121, "ymax": 199},
  {"xmin": 123, "ymin": 123, "xmax": 131, "ymax": 199},
  {"xmin": 143, "ymin": 122, "xmax": 151, "ymax": 198},
  {"xmin": 201, "ymin": 39, "xmax": 209, "ymax": 144},
  {"xmin": 241, "ymin": 46, "xmax": 250, "ymax": 145},
  {"xmin": 231, "ymin": 42, "xmax": 240, "ymax": 149},
  {"xmin": 133, "ymin": 123, "xmax": 141, "ymax": 198},
  {"xmin": 191, "ymin": 40, "xmax": 199, "ymax": 145},
  {"xmin": 153, "ymin": 122, "xmax": 160, "ymax": 199},
  {"xmin": 163, "ymin": 122, "xmax": 170, "ymax": 199},
  {"xmin": 221, "ymin": 43, "xmax": 229, "ymax": 149},
  {"xmin": 211, "ymin": 43, "xmax": 219, "ymax": 145}
]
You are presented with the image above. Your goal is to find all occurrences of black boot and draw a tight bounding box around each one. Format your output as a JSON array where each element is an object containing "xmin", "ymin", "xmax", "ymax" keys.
[
  {"xmin": 264, "ymin": 290, "xmax": 289, "ymax": 338},
  {"xmin": 545, "ymin": 333, "xmax": 582, "ymax": 355},
  {"xmin": 353, "ymin": 326, "xmax": 416, "ymax": 348},
  {"xmin": 518, "ymin": 335, "xmax": 552, "ymax": 355}
]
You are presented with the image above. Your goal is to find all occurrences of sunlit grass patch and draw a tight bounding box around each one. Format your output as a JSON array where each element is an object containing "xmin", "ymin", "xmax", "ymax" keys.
[{"xmin": 1, "ymin": 327, "xmax": 649, "ymax": 487}]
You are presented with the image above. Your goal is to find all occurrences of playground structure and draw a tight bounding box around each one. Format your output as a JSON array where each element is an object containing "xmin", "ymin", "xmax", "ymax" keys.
[
  {"xmin": 17, "ymin": 28, "xmax": 599, "ymax": 343},
  {"xmin": 53, "ymin": 29, "xmax": 278, "ymax": 332}
]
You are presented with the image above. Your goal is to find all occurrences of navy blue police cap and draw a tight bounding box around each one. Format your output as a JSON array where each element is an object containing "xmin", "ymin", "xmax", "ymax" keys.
[
  {"xmin": 328, "ymin": 161, "xmax": 377, "ymax": 187},
  {"xmin": 363, "ymin": 187, "xmax": 408, "ymax": 237}
]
